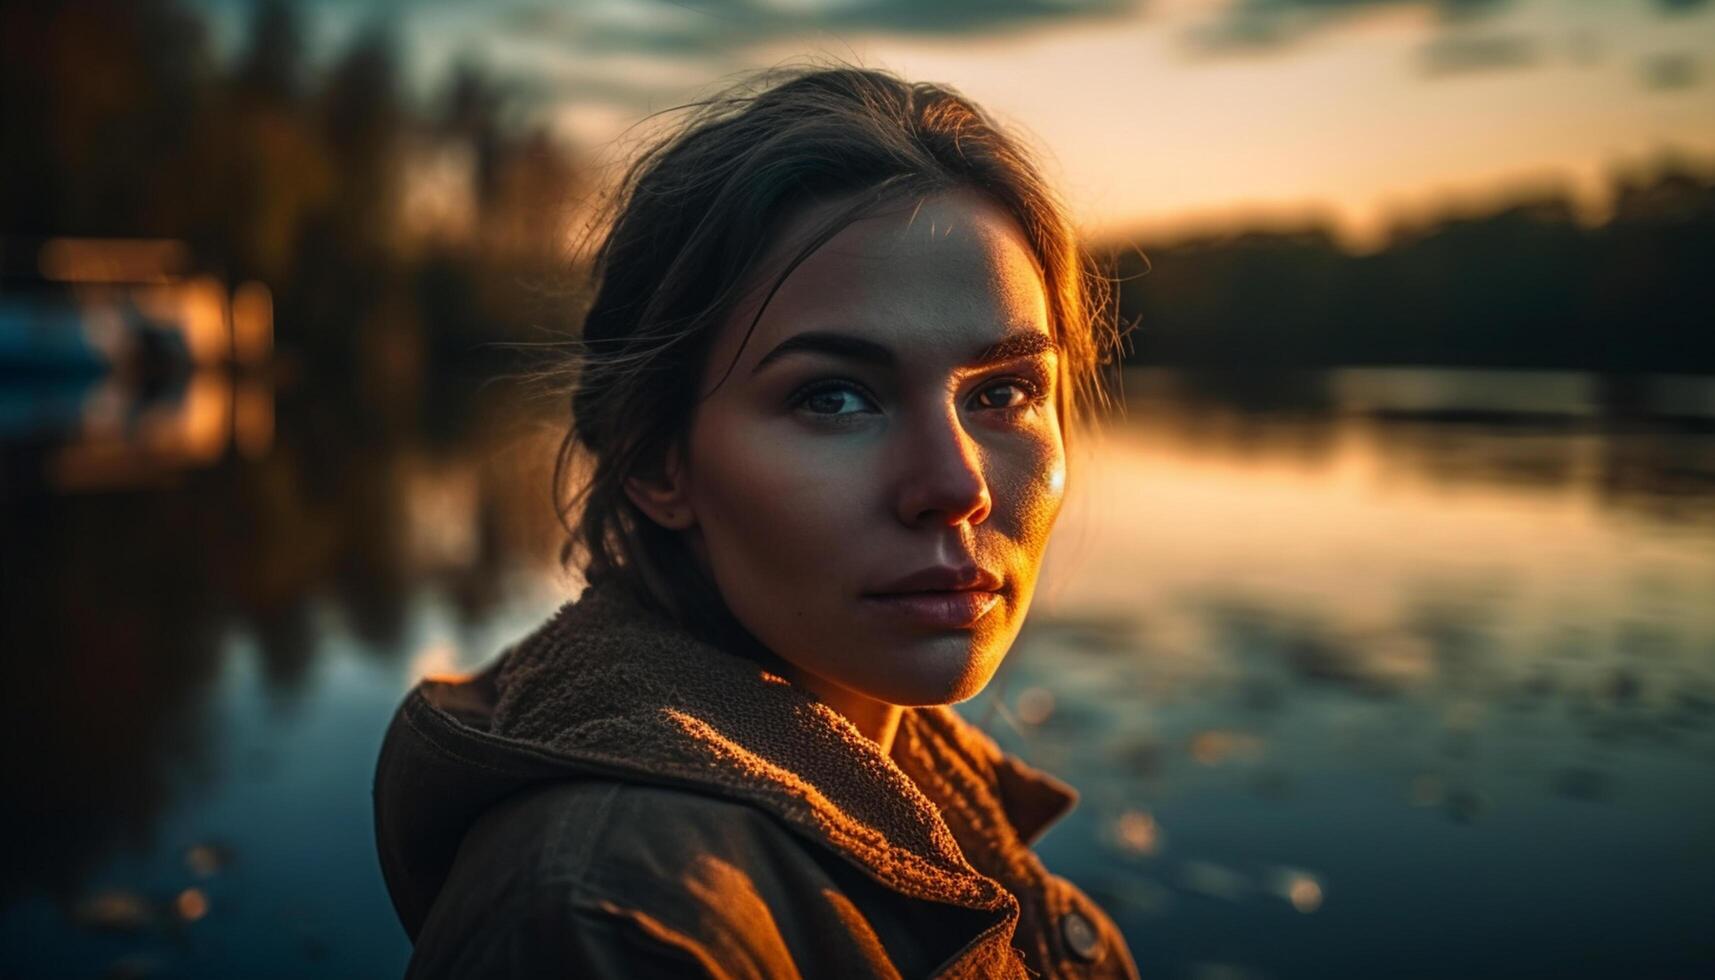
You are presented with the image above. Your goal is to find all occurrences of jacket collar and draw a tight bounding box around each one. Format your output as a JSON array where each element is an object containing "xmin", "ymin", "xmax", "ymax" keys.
[
  {"xmin": 490, "ymin": 580, "xmax": 1078, "ymax": 899},
  {"xmin": 376, "ymin": 579, "xmax": 1078, "ymax": 938}
]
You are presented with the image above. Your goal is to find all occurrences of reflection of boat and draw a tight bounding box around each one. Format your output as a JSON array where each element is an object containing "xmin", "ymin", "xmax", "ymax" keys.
[
  {"xmin": 0, "ymin": 296, "xmax": 117, "ymax": 378},
  {"xmin": 0, "ymin": 238, "xmax": 274, "ymax": 488},
  {"xmin": 0, "ymin": 293, "xmax": 195, "ymax": 440},
  {"xmin": 0, "ymin": 292, "xmax": 196, "ymax": 378}
]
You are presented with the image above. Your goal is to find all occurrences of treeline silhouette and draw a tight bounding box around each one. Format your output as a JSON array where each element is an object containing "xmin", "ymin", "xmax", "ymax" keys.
[
  {"xmin": 6, "ymin": 0, "xmax": 1712, "ymax": 378},
  {"xmin": 2, "ymin": 0, "xmax": 582, "ymax": 391},
  {"xmin": 1107, "ymin": 165, "xmax": 1715, "ymax": 373}
]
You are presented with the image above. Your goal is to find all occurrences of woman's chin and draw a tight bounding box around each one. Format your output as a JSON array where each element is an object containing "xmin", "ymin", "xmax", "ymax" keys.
[{"xmin": 853, "ymin": 635, "xmax": 1004, "ymax": 707}]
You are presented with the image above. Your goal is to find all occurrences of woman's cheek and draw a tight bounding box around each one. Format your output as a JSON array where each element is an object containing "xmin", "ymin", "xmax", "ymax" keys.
[
  {"xmin": 703, "ymin": 423, "xmax": 867, "ymax": 572},
  {"xmin": 996, "ymin": 427, "xmax": 1067, "ymax": 549}
]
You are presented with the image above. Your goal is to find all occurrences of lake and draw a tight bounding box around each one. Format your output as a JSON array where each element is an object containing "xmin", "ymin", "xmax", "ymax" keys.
[{"xmin": 3, "ymin": 365, "xmax": 1712, "ymax": 979}]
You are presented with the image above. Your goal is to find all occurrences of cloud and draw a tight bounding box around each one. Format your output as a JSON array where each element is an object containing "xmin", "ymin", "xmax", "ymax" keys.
[
  {"xmin": 500, "ymin": 0, "xmax": 1142, "ymax": 58},
  {"xmin": 1640, "ymin": 51, "xmax": 1701, "ymax": 89},
  {"xmin": 1186, "ymin": 0, "xmax": 1715, "ymax": 57},
  {"xmin": 1185, "ymin": 0, "xmax": 1513, "ymax": 54},
  {"xmin": 483, "ymin": 0, "xmax": 1146, "ymax": 121},
  {"xmin": 1418, "ymin": 32, "xmax": 1539, "ymax": 76},
  {"xmin": 814, "ymin": 0, "xmax": 1140, "ymax": 37}
]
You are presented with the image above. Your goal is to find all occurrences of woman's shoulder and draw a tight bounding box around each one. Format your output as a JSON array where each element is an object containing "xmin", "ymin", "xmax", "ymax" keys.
[
  {"xmin": 408, "ymin": 778, "xmax": 854, "ymax": 978},
  {"xmin": 469, "ymin": 777, "xmax": 821, "ymax": 895}
]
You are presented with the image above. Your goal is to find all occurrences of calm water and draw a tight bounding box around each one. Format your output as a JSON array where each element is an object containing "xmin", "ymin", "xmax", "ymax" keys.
[{"xmin": 3, "ymin": 366, "xmax": 1712, "ymax": 979}]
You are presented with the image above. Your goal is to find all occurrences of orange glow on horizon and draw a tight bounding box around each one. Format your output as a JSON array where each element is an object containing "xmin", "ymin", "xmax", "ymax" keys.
[{"xmin": 38, "ymin": 238, "xmax": 188, "ymax": 284}]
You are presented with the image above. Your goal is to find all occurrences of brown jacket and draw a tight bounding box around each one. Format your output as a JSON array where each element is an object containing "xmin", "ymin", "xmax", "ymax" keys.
[{"xmin": 373, "ymin": 580, "xmax": 1140, "ymax": 978}]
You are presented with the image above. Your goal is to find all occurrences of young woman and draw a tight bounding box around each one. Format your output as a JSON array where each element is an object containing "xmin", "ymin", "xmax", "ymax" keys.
[{"xmin": 374, "ymin": 65, "xmax": 1139, "ymax": 978}]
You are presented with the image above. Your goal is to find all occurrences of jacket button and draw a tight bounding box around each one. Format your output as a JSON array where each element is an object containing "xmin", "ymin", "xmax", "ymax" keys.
[{"xmin": 1059, "ymin": 910, "xmax": 1105, "ymax": 963}]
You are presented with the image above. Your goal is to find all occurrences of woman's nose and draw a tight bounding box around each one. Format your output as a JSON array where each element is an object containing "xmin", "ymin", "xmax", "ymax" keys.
[{"xmin": 894, "ymin": 404, "xmax": 993, "ymax": 527}]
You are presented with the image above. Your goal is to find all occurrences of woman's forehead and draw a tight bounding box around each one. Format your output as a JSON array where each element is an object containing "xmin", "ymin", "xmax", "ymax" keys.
[{"xmin": 723, "ymin": 190, "xmax": 1053, "ymax": 372}]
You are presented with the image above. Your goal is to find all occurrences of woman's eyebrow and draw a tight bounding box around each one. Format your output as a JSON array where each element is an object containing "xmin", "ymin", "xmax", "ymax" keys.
[{"xmin": 751, "ymin": 329, "xmax": 1057, "ymax": 375}]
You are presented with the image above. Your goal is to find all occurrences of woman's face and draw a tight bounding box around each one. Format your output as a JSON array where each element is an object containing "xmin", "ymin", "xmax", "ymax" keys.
[{"xmin": 644, "ymin": 189, "xmax": 1066, "ymax": 707}]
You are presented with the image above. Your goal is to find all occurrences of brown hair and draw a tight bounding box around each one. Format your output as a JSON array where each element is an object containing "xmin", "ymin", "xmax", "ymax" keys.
[{"xmin": 556, "ymin": 64, "xmax": 1122, "ymax": 637}]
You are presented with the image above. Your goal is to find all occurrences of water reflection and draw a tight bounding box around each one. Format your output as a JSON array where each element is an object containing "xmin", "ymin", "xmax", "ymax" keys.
[
  {"xmin": 1004, "ymin": 370, "xmax": 1714, "ymax": 976},
  {"xmin": 1121, "ymin": 367, "xmax": 1715, "ymax": 525},
  {"xmin": 3, "ymin": 365, "xmax": 1713, "ymax": 977},
  {"xmin": 0, "ymin": 303, "xmax": 567, "ymax": 931}
]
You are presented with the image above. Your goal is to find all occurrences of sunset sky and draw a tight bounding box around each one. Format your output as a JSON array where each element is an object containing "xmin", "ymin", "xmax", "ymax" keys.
[{"xmin": 199, "ymin": 0, "xmax": 1715, "ymax": 248}]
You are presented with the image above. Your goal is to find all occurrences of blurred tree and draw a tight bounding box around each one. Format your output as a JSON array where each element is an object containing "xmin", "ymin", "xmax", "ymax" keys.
[
  {"xmin": 0, "ymin": 0, "xmax": 213, "ymax": 237},
  {"xmin": 438, "ymin": 61, "xmax": 509, "ymax": 211},
  {"xmin": 318, "ymin": 25, "xmax": 404, "ymax": 257},
  {"xmin": 235, "ymin": 0, "xmax": 304, "ymax": 105},
  {"xmin": 210, "ymin": 0, "xmax": 333, "ymax": 285}
]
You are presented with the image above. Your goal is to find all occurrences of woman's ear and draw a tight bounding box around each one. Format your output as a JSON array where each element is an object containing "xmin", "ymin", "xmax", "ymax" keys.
[{"xmin": 624, "ymin": 443, "xmax": 696, "ymax": 530}]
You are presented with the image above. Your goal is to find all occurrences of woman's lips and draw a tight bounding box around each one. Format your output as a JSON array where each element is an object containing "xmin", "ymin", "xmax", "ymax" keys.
[{"xmin": 860, "ymin": 590, "xmax": 1002, "ymax": 629}]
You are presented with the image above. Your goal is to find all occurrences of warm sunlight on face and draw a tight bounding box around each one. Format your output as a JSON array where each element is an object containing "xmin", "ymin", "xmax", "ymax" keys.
[{"xmin": 678, "ymin": 189, "xmax": 1066, "ymax": 708}]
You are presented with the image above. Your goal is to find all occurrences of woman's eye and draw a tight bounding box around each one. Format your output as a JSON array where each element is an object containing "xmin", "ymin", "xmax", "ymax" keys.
[
  {"xmin": 791, "ymin": 378, "xmax": 1043, "ymax": 422},
  {"xmin": 794, "ymin": 383, "xmax": 877, "ymax": 417},
  {"xmin": 973, "ymin": 380, "xmax": 1039, "ymax": 411},
  {"xmin": 980, "ymin": 379, "xmax": 1042, "ymax": 413}
]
